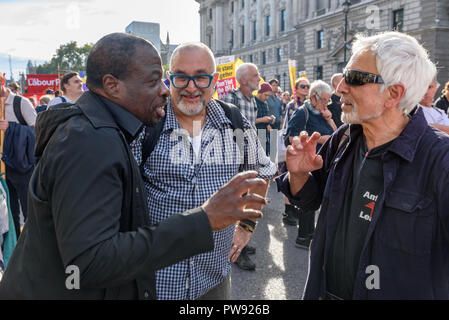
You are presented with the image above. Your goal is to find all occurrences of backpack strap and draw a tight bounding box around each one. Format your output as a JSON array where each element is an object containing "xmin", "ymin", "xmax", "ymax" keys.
[
  {"xmin": 13, "ymin": 96, "xmax": 27, "ymax": 126},
  {"xmin": 59, "ymin": 96, "xmax": 67, "ymax": 103},
  {"xmin": 215, "ymin": 99, "xmax": 244, "ymax": 130}
]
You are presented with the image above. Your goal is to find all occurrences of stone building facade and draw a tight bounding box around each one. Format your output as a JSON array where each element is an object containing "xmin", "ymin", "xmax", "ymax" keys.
[{"xmin": 195, "ymin": 0, "xmax": 449, "ymax": 94}]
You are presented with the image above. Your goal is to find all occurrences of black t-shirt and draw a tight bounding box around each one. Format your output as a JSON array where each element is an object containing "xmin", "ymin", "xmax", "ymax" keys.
[{"xmin": 326, "ymin": 136, "xmax": 392, "ymax": 300}]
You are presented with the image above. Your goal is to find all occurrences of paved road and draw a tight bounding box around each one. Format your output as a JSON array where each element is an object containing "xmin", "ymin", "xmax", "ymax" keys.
[{"xmin": 231, "ymin": 181, "xmax": 310, "ymax": 300}]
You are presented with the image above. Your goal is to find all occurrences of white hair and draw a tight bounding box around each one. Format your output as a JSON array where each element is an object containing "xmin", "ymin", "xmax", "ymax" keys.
[
  {"xmin": 351, "ymin": 31, "xmax": 437, "ymax": 114},
  {"xmin": 310, "ymin": 80, "xmax": 332, "ymax": 98},
  {"xmin": 235, "ymin": 63, "xmax": 258, "ymax": 83},
  {"xmin": 170, "ymin": 42, "xmax": 216, "ymax": 72},
  {"xmin": 330, "ymin": 73, "xmax": 343, "ymax": 90}
]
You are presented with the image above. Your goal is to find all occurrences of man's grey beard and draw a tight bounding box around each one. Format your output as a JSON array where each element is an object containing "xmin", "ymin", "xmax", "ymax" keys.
[
  {"xmin": 177, "ymin": 99, "xmax": 205, "ymax": 116},
  {"xmin": 341, "ymin": 103, "xmax": 382, "ymax": 124}
]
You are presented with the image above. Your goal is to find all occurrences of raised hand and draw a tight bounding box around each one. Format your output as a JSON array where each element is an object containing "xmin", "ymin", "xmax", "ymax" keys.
[
  {"xmin": 286, "ymin": 132, "xmax": 324, "ymax": 195},
  {"xmin": 286, "ymin": 132, "xmax": 324, "ymax": 175},
  {"xmin": 202, "ymin": 171, "xmax": 268, "ymax": 231}
]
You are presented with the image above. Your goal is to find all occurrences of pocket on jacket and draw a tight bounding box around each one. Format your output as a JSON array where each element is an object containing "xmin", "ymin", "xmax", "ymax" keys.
[{"xmin": 378, "ymin": 190, "xmax": 434, "ymax": 256}]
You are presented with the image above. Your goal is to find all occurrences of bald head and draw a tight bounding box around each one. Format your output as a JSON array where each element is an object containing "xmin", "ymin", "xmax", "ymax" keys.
[
  {"xmin": 170, "ymin": 42, "xmax": 216, "ymax": 73},
  {"xmin": 86, "ymin": 32, "xmax": 158, "ymax": 90}
]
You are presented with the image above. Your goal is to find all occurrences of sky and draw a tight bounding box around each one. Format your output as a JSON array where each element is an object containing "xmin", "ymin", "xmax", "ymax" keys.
[{"xmin": 0, "ymin": 0, "xmax": 201, "ymax": 79}]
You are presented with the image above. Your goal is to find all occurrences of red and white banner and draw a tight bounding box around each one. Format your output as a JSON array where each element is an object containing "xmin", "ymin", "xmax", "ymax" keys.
[{"xmin": 26, "ymin": 74, "xmax": 60, "ymax": 95}]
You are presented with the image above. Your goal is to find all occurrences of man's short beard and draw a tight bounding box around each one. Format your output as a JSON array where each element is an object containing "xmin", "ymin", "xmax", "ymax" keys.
[
  {"xmin": 177, "ymin": 99, "xmax": 205, "ymax": 116},
  {"xmin": 341, "ymin": 102, "xmax": 382, "ymax": 124}
]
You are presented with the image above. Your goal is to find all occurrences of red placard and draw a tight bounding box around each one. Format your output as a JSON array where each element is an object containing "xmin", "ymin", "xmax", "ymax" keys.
[{"xmin": 26, "ymin": 74, "xmax": 60, "ymax": 95}]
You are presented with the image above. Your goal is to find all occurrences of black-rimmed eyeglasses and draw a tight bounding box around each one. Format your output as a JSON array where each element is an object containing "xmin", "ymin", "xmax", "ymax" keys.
[
  {"xmin": 343, "ymin": 69, "xmax": 384, "ymax": 86},
  {"xmin": 169, "ymin": 73, "xmax": 215, "ymax": 89}
]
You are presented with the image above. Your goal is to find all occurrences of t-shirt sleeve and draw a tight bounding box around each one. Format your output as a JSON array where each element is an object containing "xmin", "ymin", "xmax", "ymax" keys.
[{"xmin": 20, "ymin": 97, "xmax": 37, "ymax": 126}]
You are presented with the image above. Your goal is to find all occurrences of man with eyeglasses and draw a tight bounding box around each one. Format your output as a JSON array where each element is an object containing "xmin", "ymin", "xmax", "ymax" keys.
[
  {"xmin": 132, "ymin": 42, "xmax": 276, "ymax": 299},
  {"xmin": 277, "ymin": 31, "xmax": 449, "ymax": 300}
]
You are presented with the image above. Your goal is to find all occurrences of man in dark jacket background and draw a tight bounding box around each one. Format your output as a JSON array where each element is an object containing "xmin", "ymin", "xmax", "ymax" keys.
[
  {"xmin": 0, "ymin": 32, "xmax": 267, "ymax": 299},
  {"xmin": 277, "ymin": 31, "xmax": 449, "ymax": 299}
]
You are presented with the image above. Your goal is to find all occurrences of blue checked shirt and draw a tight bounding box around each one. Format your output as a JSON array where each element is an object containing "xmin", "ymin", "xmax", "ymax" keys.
[
  {"xmin": 130, "ymin": 99, "xmax": 276, "ymax": 300},
  {"xmin": 223, "ymin": 89, "xmax": 258, "ymax": 127}
]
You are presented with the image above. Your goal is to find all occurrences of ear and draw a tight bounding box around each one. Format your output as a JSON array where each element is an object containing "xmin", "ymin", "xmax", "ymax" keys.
[
  {"xmin": 384, "ymin": 83, "xmax": 406, "ymax": 109},
  {"xmin": 102, "ymin": 74, "xmax": 121, "ymax": 99}
]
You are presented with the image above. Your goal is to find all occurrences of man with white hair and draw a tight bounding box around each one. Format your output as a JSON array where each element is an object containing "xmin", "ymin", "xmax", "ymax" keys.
[
  {"xmin": 277, "ymin": 31, "xmax": 449, "ymax": 299},
  {"xmin": 223, "ymin": 63, "xmax": 260, "ymax": 127}
]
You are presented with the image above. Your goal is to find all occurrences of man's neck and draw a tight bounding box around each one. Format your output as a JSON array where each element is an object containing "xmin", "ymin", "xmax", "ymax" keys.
[
  {"xmin": 361, "ymin": 110, "xmax": 410, "ymax": 151},
  {"xmin": 172, "ymin": 102, "xmax": 207, "ymax": 137},
  {"xmin": 65, "ymin": 91, "xmax": 81, "ymax": 102},
  {"xmin": 240, "ymin": 86, "xmax": 253, "ymax": 100}
]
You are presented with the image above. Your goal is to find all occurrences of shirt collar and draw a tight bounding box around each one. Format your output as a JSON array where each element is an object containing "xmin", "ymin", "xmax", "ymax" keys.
[
  {"xmin": 164, "ymin": 99, "xmax": 232, "ymax": 133},
  {"xmin": 236, "ymin": 88, "xmax": 253, "ymax": 102},
  {"xmin": 98, "ymin": 95, "xmax": 143, "ymax": 142},
  {"xmin": 5, "ymin": 91, "xmax": 16, "ymax": 105}
]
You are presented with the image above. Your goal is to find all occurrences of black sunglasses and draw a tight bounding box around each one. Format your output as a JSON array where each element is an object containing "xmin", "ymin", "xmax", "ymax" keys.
[
  {"xmin": 343, "ymin": 69, "xmax": 384, "ymax": 86},
  {"xmin": 299, "ymin": 84, "xmax": 310, "ymax": 89}
]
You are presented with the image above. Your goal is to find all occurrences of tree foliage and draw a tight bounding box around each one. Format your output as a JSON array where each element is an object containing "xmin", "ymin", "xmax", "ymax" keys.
[{"xmin": 36, "ymin": 41, "xmax": 92, "ymax": 74}]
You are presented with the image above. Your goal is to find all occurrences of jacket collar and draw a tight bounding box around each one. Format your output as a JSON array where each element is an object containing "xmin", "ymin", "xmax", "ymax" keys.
[
  {"xmin": 347, "ymin": 107, "xmax": 427, "ymax": 163},
  {"xmin": 76, "ymin": 91, "xmax": 143, "ymax": 140}
]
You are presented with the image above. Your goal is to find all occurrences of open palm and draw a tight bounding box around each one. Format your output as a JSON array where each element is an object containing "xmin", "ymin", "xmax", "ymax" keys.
[{"xmin": 286, "ymin": 132, "xmax": 324, "ymax": 175}]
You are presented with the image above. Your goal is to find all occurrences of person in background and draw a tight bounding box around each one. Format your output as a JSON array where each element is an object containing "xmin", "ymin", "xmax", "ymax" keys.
[
  {"xmin": 48, "ymin": 72, "xmax": 84, "ymax": 107},
  {"xmin": 266, "ymin": 79, "xmax": 282, "ymax": 130},
  {"xmin": 35, "ymin": 95, "xmax": 51, "ymax": 113},
  {"xmin": 255, "ymin": 82, "xmax": 275, "ymax": 156},
  {"xmin": 328, "ymin": 73, "xmax": 344, "ymax": 129},
  {"xmin": 7, "ymin": 82, "xmax": 20, "ymax": 95},
  {"xmin": 0, "ymin": 82, "xmax": 36, "ymax": 240},
  {"xmin": 435, "ymin": 80, "xmax": 449, "ymax": 114},
  {"xmin": 278, "ymin": 78, "xmax": 310, "ymax": 228},
  {"xmin": 419, "ymin": 78, "xmax": 449, "ymax": 134},
  {"xmin": 283, "ymin": 80, "xmax": 335, "ymax": 248}
]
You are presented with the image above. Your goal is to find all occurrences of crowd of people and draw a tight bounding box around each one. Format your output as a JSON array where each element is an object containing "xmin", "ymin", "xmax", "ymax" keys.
[{"xmin": 0, "ymin": 29, "xmax": 449, "ymax": 300}]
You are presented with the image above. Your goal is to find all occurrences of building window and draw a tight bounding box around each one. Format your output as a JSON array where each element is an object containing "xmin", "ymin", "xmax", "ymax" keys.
[
  {"xmin": 253, "ymin": 21, "xmax": 257, "ymax": 40},
  {"xmin": 209, "ymin": 8, "xmax": 213, "ymax": 20},
  {"xmin": 393, "ymin": 9, "xmax": 404, "ymax": 32},
  {"xmin": 230, "ymin": 29, "xmax": 234, "ymax": 49},
  {"xmin": 317, "ymin": 30, "xmax": 324, "ymax": 49},
  {"xmin": 280, "ymin": 9, "xmax": 286, "ymax": 32},
  {"xmin": 241, "ymin": 25, "xmax": 245, "ymax": 44},
  {"xmin": 276, "ymin": 48, "xmax": 281, "ymax": 62},
  {"xmin": 266, "ymin": 15, "xmax": 271, "ymax": 36},
  {"xmin": 315, "ymin": 66, "xmax": 323, "ymax": 80},
  {"xmin": 207, "ymin": 34, "xmax": 212, "ymax": 48},
  {"xmin": 262, "ymin": 51, "xmax": 266, "ymax": 65},
  {"xmin": 249, "ymin": 54, "xmax": 253, "ymax": 63},
  {"xmin": 231, "ymin": 1, "xmax": 234, "ymax": 13},
  {"xmin": 242, "ymin": 0, "xmax": 245, "ymax": 8}
]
